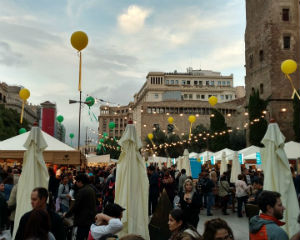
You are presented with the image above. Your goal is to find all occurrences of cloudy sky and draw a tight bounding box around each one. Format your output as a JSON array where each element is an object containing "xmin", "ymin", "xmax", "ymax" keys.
[{"xmin": 0, "ymin": 0, "xmax": 246, "ymax": 145}]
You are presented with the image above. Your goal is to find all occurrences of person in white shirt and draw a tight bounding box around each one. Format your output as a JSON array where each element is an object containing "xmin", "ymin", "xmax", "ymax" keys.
[
  {"xmin": 235, "ymin": 174, "xmax": 249, "ymax": 218},
  {"xmin": 90, "ymin": 203, "xmax": 125, "ymax": 240}
]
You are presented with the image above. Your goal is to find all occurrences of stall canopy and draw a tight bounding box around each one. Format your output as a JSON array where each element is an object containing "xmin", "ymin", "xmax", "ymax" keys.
[
  {"xmin": 0, "ymin": 129, "xmax": 80, "ymax": 165},
  {"xmin": 87, "ymin": 154, "xmax": 112, "ymax": 164},
  {"xmin": 198, "ymin": 151, "xmax": 214, "ymax": 162},
  {"xmin": 238, "ymin": 145, "xmax": 261, "ymax": 160},
  {"xmin": 213, "ymin": 148, "xmax": 234, "ymax": 161},
  {"xmin": 284, "ymin": 141, "xmax": 300, "ymax": 159}
]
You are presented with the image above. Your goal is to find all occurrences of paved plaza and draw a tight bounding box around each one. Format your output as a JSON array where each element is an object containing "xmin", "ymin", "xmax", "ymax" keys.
[{"xmin": 197, "ymin": 208, "xmax": 249, "ymax": 240}]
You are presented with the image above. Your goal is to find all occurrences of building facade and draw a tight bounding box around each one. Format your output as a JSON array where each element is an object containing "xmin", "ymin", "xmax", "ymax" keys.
[
  {"xmin": 98, "ymin": 68, "xmax": 246, "ymax": 143},
  {"xmin": 245, "ymin": 0, "xmax": 300, "ymax": 140}
]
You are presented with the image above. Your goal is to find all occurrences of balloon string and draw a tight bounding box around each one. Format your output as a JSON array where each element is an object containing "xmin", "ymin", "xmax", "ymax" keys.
[
  {"xmin": 174, "ymin": 124, "xmax": 179, "ymax": 131},
  {"xmin": 78, "ymin": 51, "xmax": 82, "ymax": 91},
  {"xmin": 20, "ymin": 101, "xmax": 25, "ymax": 124},
  {"xmin": 286, "ymin": 74, "xmax": 300, "ymax": 99},
  {"xmin": 189, "ymin": 123, "xmax": 193, "ymax": 140}
]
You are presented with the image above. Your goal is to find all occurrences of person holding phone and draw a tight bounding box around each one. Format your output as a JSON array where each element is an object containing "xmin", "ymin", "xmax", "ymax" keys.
[{"xmin": 179, "ymin": 179, "xmax": 201, "ymax": 228}]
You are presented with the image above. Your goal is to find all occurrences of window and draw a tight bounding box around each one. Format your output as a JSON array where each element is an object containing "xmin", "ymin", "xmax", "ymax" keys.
[
  {"xmin": 260, "ymin": 83, "xmax": 264, "ymax": 94},
  {"xmin": 282, "ymin": 8, "xmax": 290, "ymax": 21},
  {"xmin": 220, "ymin": 95, "xmax": 224, "ymax": 100},
  {"xmin": 199, "ymin": 81, "xmax": 203, "ymax": 86},
  {"xmin": 194, "ymin": 81, "xmax": 198, "ymax": 85},
  {"xmin": 225, "ymin": 95, "xmax": 229, "ymax": 100},
  {"xmin": 184, "ymin": 94, "xmax": 188, "ymax": 98},
  {"xmin": 218, "ymin": 81, "xmax": 221, "ymax": 86},
  {"xmin": 196, "ymin": 94, "xmax": 200, "ymax": 99},
  {"xmin": 175, "ymin": 80, "xmax": 179, "ymax": 84},
  {"xmin": 208, "ymin": 95, "xmax": 212, "ymax": 98},
  {"xmin": 187, "ymin": 81, "xmax": 190, "ymax": 85},
  {"xmin": 147, "ymin": 108, "xmax": 152, "ymax": 113},
  {"xmin": 154, "ymin": 93, "xmax": 159, "ymax": 99},
  {"xmin": 206, "ymin": 81, "xmax": 209, "ymax": 86},
  {"xmin": 201, "ymin": 95, "xmax": 205, "ymax": 99},
  {"xmin": 227, "ymin": 81, "xmax": 230, "ymax": 86},
  {"xmin": 182, "ymin": 80, "xmax": 186, "ymax": 85},
  {"xmin": 283, "ymin": 36, "xmax": 291, "ymax": 49},
  {"xmin": 189, "ymin": 94, "xmax": 193, "ymax": 99},
  {"xmin": 165, "ymin": 80, "xmax": 169, "ymax": 84},
  {"xmin": 211, "ymin": 81, "xmax": 215, "ymax": 86},
  {"xmin": 222, "ymin": 81, "xmax": 226, "ymax": 85},
  {"xmin": 0, "ymin": 93, "xmax": 2, "ymax": 101},
  {"xmin": 259, "ymin": 50, "xmax": 264, "ymax": 62},
  {"xmin": 171, "ymin": 80, "xmax": 174, "ymax": 84},
  {"xmin": 249, "ymin": 54, "xmax": 254, "ymax": 68},
  {"xmin": 229, "ymin": 95, "xmax": 232, "ymax": 100}
]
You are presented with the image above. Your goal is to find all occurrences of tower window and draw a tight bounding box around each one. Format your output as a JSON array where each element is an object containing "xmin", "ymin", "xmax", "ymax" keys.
[
  {"xmin": 249, "ymin": 54, "xmax": 254, "ymax": 68},
  {"xmin": 260, "ymin": 84, "xmax": 264, "ymax": 94},
  {"xmin": 259, "ymin": 50, "xmax": 264, "ymax": 62},
  {"xmin": 282, "ymin": 9, "xmax": 290, "ymax": 21},
  {"xmin": 283, "ymin": 36, "xmax": 291, "ymax": 49}
]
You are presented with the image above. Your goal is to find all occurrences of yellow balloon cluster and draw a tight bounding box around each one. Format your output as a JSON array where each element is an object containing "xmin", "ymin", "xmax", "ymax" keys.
[
  {"xmin": 281, "ymin": 59, "xmax": 297, "ymax": 74},
  {"xmin": 208, "ymin": 96, "xmax": 218, "ymax": 107},
  {"xmin": 71, "ymin": 31, "xmax": 88, "ymax": 51},
  {"xmin": 148, "ymin": 133, "xmax": 153, "ymax": 140},
  {"xmin": 188, "ymin": 115, "xmax": 196, "ymax": 123},
  {"xmin": 168, "ymin": 117, "xmax": 174, "ymax": 124},
  {"xmin": 19, "ymin": 88, "xmax": 30, "ymax": 100}
]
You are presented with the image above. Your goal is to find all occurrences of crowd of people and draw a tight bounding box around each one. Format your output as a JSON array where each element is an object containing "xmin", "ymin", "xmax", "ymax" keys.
[{"xmin": 0, "ymin": 163, "xmax": 300, "ymax": 240}]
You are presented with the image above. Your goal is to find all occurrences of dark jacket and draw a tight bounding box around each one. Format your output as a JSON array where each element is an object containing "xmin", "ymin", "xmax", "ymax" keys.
[
  {"xmin": 249, "ymin": 214, "xmax": 288, "ymax": 240},
  {"xmin": 179, "ymin": 192, "xmax": 201, "ymax": 228},
  {"xmin": 65, "ymin": 184, "xmax": 96, "ymax": 227},
  {"xmin": 15, "ymin": 208, "xmax": 65, "ymax": 240},
  {"xmin": 149, "ymin": 172, "xmax": 159, "ymax": 197}
]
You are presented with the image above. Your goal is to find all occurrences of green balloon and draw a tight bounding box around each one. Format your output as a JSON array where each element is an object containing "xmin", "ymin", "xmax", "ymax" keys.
[
  {"xmin": 85, "ymin": 96, "xmax": 95, "ymax": 107},
  {"xmin": 56, "ymin": 115, "xmax": 64, "ymax": 123},
  {"xmin": 117, "ymin": 146, "xmax": 120, "ymax": 151},
  {"xmin": 103, "ymin": 132, "xmax": 108, "ymax": 137},
  {"xmin": 109, "ymin": 121, "xmax": 115, "ymax": 129},
  {"xmin": 19, "ymin": 128, "xmax": 27, "ymax": 134},
  {"xmin": 99, "ymin": 138, "xmax": 104, "ymax": 143},
  {"xmin": 69, "ymin": 133, "xmax": 74, "ymax": 139}
]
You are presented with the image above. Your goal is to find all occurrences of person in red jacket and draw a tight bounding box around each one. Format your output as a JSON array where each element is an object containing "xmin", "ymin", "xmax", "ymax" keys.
[{"xmin": 249, "ymin": 190, "xmax": 288, "ymax": 240}]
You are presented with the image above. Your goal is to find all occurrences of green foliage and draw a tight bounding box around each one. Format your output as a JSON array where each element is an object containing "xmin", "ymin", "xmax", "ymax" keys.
[
  {"xmin": 209, "ymin": 109, "xmax": 229, "ymax": 151},
  {"xmin": 293, "ymin": 90, "xmax": 300, "ymax": 142},
  {"xmin": 189, "ymin": 124, "xmax": 208, "ymax": 153},
  {"xmin": 248, "ymin": 89, "xmax": 268, "ymax": 147},
  {"xmin": 0, "ymin": 104, "xmax": 30, "ymax": 141},
  {"xmin": 96, "ymin": 136, "xmax": 120, "ymax": 159},
  {"xmin": 229, "ymin": 129, "xmax": 246, "ymax": 150}
]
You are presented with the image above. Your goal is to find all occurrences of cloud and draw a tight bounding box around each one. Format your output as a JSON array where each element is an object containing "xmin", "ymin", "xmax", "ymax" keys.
[
  {"xmin": 0, "ymin": 41, "xmax": 26, "ymax": 66},
  {"xmin": 66, "ymin": 0, "xmax": 98, "ymax": 18},
  {"xmin": 118, "ymin": 5, "xmax": 151, "ymax": 34}
]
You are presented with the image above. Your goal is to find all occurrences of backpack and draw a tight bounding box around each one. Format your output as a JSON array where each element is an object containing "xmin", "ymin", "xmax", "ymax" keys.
[{"xmin": 198, "ymin": 178, "xmax": 210, "ymax": 193}]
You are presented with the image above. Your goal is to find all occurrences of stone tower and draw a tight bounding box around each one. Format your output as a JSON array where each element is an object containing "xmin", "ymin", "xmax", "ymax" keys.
[{"xmin": 245, "ymin": 0, "xmax": 300, "ymax": 140}]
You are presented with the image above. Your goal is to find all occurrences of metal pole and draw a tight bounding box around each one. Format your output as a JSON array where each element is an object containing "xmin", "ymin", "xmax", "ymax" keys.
[{"xmin": 78, "ymin": 90, "xmax": 82, "ymax": 150}]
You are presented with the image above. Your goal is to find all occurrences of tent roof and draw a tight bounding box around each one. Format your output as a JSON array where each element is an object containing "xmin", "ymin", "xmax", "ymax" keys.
[
  {"xmin": 213, "ymin": 148, "xmax": 235, "ymax": 160},
  {"xmin": 87, "ymin": 154, "xmax": 111, "ymax": 163},
  {"xmin": 238, "ymin": 146, "xmax": 261, "ymax": 159},
  {"xmin": 284, "ymin": 141, "xmax": 300, "ymax": 159},
  {"xmin": 0, "ymin": 130, "xmax": 76, "ymax": 151}
]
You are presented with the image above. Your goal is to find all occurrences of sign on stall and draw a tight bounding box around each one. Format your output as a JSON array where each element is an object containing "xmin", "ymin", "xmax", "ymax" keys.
[
  {"xmin": 210, "ymin": 156, "xmax": 215, "ymax": 165},
  {"xmin": 200, "ymin": 156, "xmax": 204, "ymax": 165},
  {"xmin": 189, "ymin": 158, "xmax": 201, "ymax": 179},
  {"xmin": 238, "ymin": 153, "xmax": 244, "ymax": 164},
  {"xmin": 256, "ymin": 152, "xmax": 261, "ymax": 165}
]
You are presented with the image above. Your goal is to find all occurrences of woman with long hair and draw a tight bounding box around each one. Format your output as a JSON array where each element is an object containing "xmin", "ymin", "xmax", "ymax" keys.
[
  {"xmin": 203, "ymin": 218, "xmax": 234, "ymax": 240},
  {"xmin": 168, "ymin": 209, "xmax": 202, "ymax": 240},
  {"xmin": 179, "ymin": 179, "xmax": 201, "ymax": 228},
  {"xmin": 24, "ymin": 209, "xmax": 55, "ymax": 240}
]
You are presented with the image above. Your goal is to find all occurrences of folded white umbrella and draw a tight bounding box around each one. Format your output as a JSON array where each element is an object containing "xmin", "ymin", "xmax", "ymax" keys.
[
  {"xmin": 261, "ymin": 122, "xmax": 299, "ymax": 237},
  {"xmin": 167, "ymin": 158, "xmax": 172, "ymax": 168},
  {"xmin": 13, "ymin": 126, "xmax": 49, "ymax": 238},
  {"xmin": 220, "ymin": 152, "xmax": 228, "ymax": 176},
  {"xmin": 176, "ymin": 156, "xmax": 183, "ymax": 171},
  {"xmin": 230, "ymin": 151, "xmax": 241, "ymax": 183},
  {"xmin": 115, "ymin": 124, "xmax": 150, "ymax": 239},
  {"xmin": 181, "ymin": 149, "xmax": 192, "ymax": 177}
]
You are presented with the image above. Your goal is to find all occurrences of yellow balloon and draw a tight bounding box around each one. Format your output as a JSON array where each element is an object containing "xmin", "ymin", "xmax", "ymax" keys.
[
  {"xmin": 281, "ymin": 59, "xmax": 297, "ymax": 74},
  {"xmin": 197, "ymin": 158, "xmax": 201, "ymax": 162},
  {"xmin": 168, "ymin": 117, "xmax": 174, "ymax": 124},
  {"xmin": 148, "ymin": 133, "xmax": 153, "ymax": 140},
  {"xmin": 208, "ymin": 96, "xmax": 218, "ymax": 107},
  {"xmin": 70, "ymin": 31, "xmax": 88, "ymax": 51},
  {"xmin": 19, "ymin": 88, "xmax": 30, "ymax": 100},
  {"xmin": 188, "ymin": 115, "xmax": 196, "ymax": 123}
]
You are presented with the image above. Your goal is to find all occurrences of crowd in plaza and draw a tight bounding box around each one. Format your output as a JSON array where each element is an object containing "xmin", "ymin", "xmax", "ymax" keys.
[{"xmin": 0, "ymin": 163, "xmax": 300, "ymax": 240}]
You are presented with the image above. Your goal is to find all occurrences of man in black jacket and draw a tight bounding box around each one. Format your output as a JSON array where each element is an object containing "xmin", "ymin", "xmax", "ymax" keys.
[
  {"xmin": 65, "ymin": 173, "xmax": 96, "ymax": 240},
  {"xmin": 15, "ymin": 187, "xmax": 65, "ymax": 240}
]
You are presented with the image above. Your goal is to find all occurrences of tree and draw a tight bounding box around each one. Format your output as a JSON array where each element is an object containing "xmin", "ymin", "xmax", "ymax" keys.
[
  {"xmin": 0, "ymin": 104, "xmax": 30, "ymax": 141},
  {"xmin": 145, "ymin": 129, "xmax": 168, "ymax": 157},
  {"xmin": 96, "ymin": 137, "xmax": 121, "ymax": 159},
  {"xmin": 189, "ymin": 124, "xmax": 208, "ymax": 153},
  {"xmin": 209, "ymin": 109, "xmax": 229, "ymax": 151},
  {"xmin": 293, "ymin": 91, "xmax": 300, "ymax": 142},
  {"xmin": 229, "ymin": 129, "xmax": 246, "ymax": 150},
  {"xmin": 248, "ymin": 89, "xmax": 268, "ymax": 147}
]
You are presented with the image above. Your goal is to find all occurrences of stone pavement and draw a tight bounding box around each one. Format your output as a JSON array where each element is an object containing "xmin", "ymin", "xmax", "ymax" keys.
[{"xmin": 197, "ymin": 208, "xmax": 249, "ymax": 240}]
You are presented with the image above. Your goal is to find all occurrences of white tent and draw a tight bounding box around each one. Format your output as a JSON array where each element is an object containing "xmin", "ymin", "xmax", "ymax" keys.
[
  {"xmin": 213, "ymin": 148, "xmax": 235, "ymax": 161},
  {"xmin": 86, "ymin": 154, "xmax": 112, "ymax": 164},
  {"xmin": 220, "ymin": 152, "xmax": 228, "ymax": 176},
  {"xmin": 0, "ymin": 130, "xmax": 80, "ymax": 165},
  {"xmin": 189, "ymin": 152, "xmax": 199, "ymax": 158},
  {"xmin": 238, "ymin": 145, "xmax": 261, "ymax": 160},
  {"xmin": 198, "ymin": 151, "xmax": 214, "ymax": 162},
  {"xmin": 284, "ymin": 141, "xmax": 300, "ymax": 159}
]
